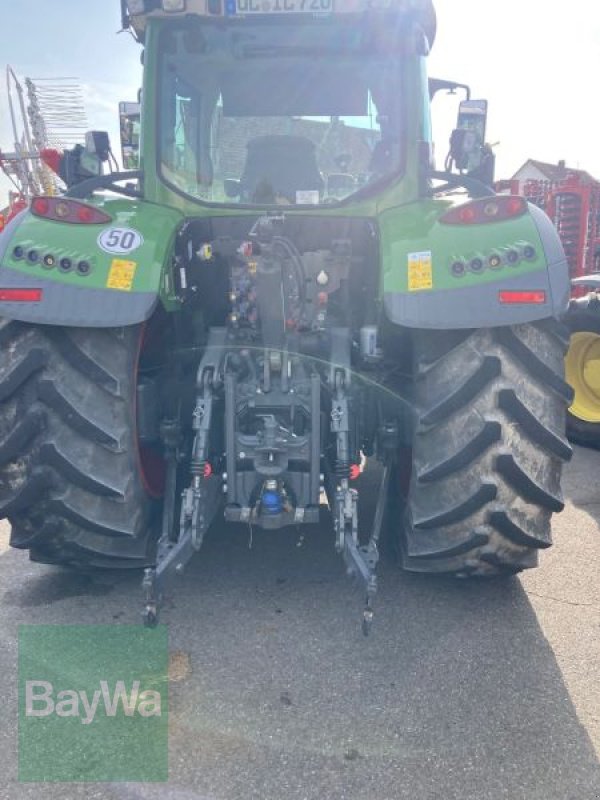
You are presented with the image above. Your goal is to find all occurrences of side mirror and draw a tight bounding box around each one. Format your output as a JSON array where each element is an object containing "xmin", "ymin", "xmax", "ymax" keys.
[
  {"xmin": 449, "ymin": 99, "xmax": 488, "ymax": 173},
  {"xmin": 85, "ymin": 131, "xmax": 111, "ymax": 163},
  {"xmin": 57, "ymin": 144, "xmax": 102, "ymax": 188},
  {"xmin": 224, "ymin": 178, "xmax": 241, "ymax": 198},
  {"xmin": 119, "ymin": 102, "xmax": 141, "ymax": 170}
]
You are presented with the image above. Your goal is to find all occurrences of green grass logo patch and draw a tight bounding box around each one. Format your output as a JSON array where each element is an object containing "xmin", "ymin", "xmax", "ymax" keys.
[{"xmin": 19, "ymin": 624, "xmax": 168, "ymax": 783}]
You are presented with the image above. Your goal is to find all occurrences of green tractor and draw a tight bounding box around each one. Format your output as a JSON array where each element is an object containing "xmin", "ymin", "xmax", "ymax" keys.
[{"xmin": 0, "ymin": 0, "xmax": 573, "ymax": 629}]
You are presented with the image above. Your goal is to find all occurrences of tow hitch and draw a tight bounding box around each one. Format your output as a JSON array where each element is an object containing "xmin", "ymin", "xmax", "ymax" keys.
[{"xmin": 142, "ymin": 217, "xmax": 399, "ymax": 634}]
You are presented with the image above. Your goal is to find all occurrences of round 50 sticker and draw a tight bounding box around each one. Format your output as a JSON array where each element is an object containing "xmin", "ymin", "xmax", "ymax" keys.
[{"xmin": 98, "ymin": 227, "xmax": 144, "ymax": 255}]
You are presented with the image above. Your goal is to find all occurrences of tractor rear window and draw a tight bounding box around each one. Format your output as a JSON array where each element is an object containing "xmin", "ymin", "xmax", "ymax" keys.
[{"xmin": 157, "ymin": 20, "xmax": 406, "ymax": 207}]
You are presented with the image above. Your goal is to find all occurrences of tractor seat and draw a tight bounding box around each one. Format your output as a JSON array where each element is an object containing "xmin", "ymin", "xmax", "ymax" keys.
[{"xmin": 240, "ymin": 135, "xmax": 324, "ymax": 204}]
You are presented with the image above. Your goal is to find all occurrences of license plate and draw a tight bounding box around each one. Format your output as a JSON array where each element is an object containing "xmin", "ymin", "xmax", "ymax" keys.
[{"xmin": 229, "ymin": 0, "xmax": 333, "ymax": 14}]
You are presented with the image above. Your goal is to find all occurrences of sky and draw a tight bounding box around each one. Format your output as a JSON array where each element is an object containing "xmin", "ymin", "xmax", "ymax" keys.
[{"xmin": 1, "ymin": 0, "xmax": 599, "ymax": 198}]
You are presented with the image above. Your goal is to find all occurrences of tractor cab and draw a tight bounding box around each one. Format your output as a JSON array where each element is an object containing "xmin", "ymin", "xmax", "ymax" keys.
[{"xmin": 122, "ymin": 0, "xmax": 438, "ymax": 209}]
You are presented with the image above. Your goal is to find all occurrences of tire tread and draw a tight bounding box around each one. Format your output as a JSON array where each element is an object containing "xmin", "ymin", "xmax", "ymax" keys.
[
  {"xmin": 400, "ymin": 321, "xmax": 571, "ymax": 575},
  {"xmin": 0, "ymin": 323, "xmax": 155, "ymax": 568}
]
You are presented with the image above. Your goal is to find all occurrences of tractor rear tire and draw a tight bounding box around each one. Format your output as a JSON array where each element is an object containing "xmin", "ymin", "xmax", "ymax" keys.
[
  {"xmin": 564, "ymin": 296, "xmax": 600, "ymax": 447},
  {"xmin": 0, "ymin": 321, "xmax": 159, "ymax": 568},
  {"xmin": 402, "ymin": 320, "xmax": 573, "ymax": 576}
]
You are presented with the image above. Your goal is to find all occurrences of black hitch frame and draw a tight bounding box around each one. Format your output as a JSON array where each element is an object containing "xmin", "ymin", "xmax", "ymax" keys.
[{"xmin": 141, "ymin": 218, "xmax": 402, "ymax": 633}]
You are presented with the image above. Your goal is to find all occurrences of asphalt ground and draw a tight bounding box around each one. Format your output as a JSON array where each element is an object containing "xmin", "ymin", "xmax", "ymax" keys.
[{"xmin": 0, "ymin": 446, "xmax": 598, "ymax": 799}]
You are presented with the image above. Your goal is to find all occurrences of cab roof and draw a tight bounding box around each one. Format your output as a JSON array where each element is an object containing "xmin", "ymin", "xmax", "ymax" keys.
[{"xmin": 123, "ymin": 0, "xmax": 436, "ymax": 47}]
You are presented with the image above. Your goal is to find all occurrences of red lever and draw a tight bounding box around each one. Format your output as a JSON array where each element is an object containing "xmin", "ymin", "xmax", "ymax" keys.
[{"xmin": 349, "ymin": 464, "xmax": 361, "ymax": 481}]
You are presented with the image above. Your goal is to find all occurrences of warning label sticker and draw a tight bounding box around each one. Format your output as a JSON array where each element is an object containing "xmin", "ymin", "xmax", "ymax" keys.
[
  {"xmin": 408, "ymin": 251, "xmax": 433, "ymax": 292},
  {"xmin": 107, "ymin": 259, "xmax": 137, "ymax": 291}
]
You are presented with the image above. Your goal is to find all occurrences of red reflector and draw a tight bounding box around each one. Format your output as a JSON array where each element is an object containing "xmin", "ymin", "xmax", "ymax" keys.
[
  {"xmin": 0, "ymin": 288, "xmax": 43, "ymax": 302},
  {"xmin": 32, "ymin": 197, "xmax": 50, "ymax": 216},
  {"xmin": 30, "ymin": 196, "xmax": 111, "ymax": 225},
  {"xmin": 459, "ymin": 206, "xmax": 477, "ymax": 224},
  {"xmin": 507, "ymin": 196, "xmax": 526, "ymax": 215},
  {"xmin": 77, "ymin": 205, "xmax": 95, "ymax": 223},
  {"xmin": 499, "ymin": 290, "xmax": 546, "ymax": 305},
  {"xmin": 440, "ymin": 195, "xmax": 528, "ymax": 225}
]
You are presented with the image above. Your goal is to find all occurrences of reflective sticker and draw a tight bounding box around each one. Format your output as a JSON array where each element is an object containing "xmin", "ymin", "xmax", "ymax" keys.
[
  {"xmin": 98, "ymin": 227, "xmax": 144, "ymax": 255},
  {"xmin": 296, "ymin": 190, "xmax": 320, "ymax": 205},
  {"xmin": 408, "ymin": 251, "xmax": 433, "ymax": 292},
  {"xmin": 107, "ymin": 259, "xmax": 137, "ymax": 291}
]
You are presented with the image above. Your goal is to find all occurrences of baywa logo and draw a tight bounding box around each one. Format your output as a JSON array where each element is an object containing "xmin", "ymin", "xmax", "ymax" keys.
[
  {"xmin": 25, "ymin": 679, "xmax": 162, "ymax": 725},
  {"xmin": 19, "ymin": 625, "xmax": 169, "ymax": 783}
]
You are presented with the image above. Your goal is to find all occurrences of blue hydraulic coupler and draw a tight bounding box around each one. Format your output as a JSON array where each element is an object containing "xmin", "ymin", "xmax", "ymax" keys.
[{"xmin": 262, "ymin": 481, "xmax": 282, "ymax": 515}]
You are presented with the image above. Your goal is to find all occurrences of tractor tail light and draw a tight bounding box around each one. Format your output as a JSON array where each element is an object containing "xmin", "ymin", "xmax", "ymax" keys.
[
  {"xmin": 0, "ymin": 288, "xmax": 43, "ymax": 302},
  {"xmin": 499, "ymin": 290, "xmax": 546, "ymax": 305},
  {"xmin": 440, "ymin": 195, "xmax": 528, "ymax": 225},
  {"xmin": 31, "ymin": 197, "xmax": 112, "ymax": 225}
]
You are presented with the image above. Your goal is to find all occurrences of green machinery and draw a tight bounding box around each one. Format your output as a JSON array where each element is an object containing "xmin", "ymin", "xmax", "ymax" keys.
[{"xmin": 0, "ymin": 0, "xmax": 574, "ymax": 630}]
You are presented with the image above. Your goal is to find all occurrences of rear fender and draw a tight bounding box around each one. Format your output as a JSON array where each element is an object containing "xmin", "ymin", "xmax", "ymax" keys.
[
  {"xmin": 0, "ymin": 196, "xmax": 183, "ymax": 327},
  {"xmin": 381, "ymin": 200, "xmax": 569, "ymax": 330}
]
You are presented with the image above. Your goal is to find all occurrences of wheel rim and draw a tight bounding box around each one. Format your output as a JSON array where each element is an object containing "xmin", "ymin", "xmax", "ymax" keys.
[
  {"xmin": 138, "ymin": 442, "xmax": 166, "ymax": 499},
  {"xmin": 565, "ymin": 331, "xmax": 600, "ymax": 423}
]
